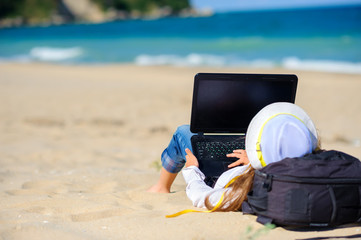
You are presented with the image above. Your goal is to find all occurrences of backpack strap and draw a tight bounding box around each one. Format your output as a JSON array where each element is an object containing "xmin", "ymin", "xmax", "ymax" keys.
[
  {"xmin": 241, "ymin": 201, "xmax": 254, "ymax": 214},
  {"xmin": 243, "ymin": 199, "xmax": 274, "ymax": 225},
  {"xmin": 256, "ymin": 215, "xmax": 274, "ymax": 225}
]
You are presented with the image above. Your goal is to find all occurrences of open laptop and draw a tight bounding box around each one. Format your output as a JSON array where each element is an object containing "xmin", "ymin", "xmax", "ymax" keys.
[{"xmin": 190, "ymin": 73, "xmax": 298, "ymax": 186}]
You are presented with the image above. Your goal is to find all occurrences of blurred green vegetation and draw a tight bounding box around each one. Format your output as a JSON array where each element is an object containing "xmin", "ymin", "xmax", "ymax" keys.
[
  {"xmin": 0, "ymin": 0, "xmax": 190, "ymax": 21},
  {"xmin": 0, "ymin": 0, "xmax": 56, "ymax": 20},
  {"xmin": 93, "ymin": 0, "xmax": 190, "ymax": 14}
]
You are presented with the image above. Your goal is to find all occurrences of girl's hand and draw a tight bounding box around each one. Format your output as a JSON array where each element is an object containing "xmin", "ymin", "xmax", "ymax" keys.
[
  {"xmin": 185, "ymin": 148, "xmax": 199, "ymax": 168},
  {"xmin": 227, "ymin": 149, "xmax": 249, "ymax": 168}
]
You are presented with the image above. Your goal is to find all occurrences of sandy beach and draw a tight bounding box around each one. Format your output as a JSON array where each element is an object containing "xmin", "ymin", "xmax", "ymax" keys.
[{"xmin": 0, "ymin": 63, "xmax": 360, "ymax": 240}]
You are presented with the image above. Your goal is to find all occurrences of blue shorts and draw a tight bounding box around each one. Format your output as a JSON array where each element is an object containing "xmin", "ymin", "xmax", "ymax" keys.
[{"xmin": 161, "ymin": 125, "xmax": 195, "ymax": 173}]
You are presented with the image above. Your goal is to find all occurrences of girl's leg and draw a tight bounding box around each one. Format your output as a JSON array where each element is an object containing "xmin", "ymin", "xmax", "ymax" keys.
[
  {"xmin": 147, "ymin": 125, "xmax": 194, "ymax": 193},
  {"xmin": 147, "ymin": 167, "xmax": 177, "ymax": 193}
]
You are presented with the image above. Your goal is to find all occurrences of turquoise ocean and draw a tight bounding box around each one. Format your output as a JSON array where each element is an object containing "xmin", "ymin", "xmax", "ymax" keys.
[{"xmin": 0, "ymin": 5, "xmax": 361, "ymax": 73}]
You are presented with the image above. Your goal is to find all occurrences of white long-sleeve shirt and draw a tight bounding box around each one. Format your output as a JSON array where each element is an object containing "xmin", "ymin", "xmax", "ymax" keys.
[{"xmin": 181, "ymin": 164, "xmax": 251, "ymax": 208}]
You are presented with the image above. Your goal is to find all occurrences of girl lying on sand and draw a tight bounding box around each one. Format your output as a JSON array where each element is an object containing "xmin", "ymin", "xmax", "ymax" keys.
[{"xmin": 148, "ymin": 102, "xmax": 320, "ymax": 212}]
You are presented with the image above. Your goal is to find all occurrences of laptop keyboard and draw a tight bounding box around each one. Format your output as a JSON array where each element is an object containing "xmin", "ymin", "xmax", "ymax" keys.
[{"xmin": 195, "ymin": 140, "xmax": 245, "ymax": 160}]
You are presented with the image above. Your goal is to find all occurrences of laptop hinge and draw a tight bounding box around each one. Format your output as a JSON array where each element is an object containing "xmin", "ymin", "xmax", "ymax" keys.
[{"xmin": 197, "ymin": 132, "xmax": 204, "ymax": 137}]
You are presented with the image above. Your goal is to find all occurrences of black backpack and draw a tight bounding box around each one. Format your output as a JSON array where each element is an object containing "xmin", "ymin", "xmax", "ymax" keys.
[{"xmin": 242, "ymin": 150, "xmax": 361, "ymax": 227}]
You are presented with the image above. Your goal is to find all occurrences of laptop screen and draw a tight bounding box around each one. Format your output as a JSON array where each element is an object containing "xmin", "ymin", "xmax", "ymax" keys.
[{"xmin": 190, "ymin": 73, "xmax": 298, "ymax": 133}]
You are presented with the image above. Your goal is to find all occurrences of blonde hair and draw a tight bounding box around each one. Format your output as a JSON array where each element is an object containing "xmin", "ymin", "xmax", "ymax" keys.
[{"xmin": 204, "ymin": 168, "xmax": 255, "ymax": 212}]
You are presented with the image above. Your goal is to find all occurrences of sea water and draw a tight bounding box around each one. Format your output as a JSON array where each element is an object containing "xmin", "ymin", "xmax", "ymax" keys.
[{"xmin": 0, "ymin": 5, "xmax": 360, "ymax": 73}]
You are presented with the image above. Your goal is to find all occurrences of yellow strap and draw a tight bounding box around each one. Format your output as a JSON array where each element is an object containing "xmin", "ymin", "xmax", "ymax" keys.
[
  {"xmin": 165, "ymin": 193, "xmax": 226, "ymax": 218},
  {"xmin": 166, "ymin": 165, "xmax": 251, "ymax": 218}
]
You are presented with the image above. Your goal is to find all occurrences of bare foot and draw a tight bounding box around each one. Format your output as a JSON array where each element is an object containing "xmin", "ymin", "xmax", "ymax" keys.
[
  {"xmin": 146, "ymin": 167, "xmax": 177, "ymax": 193},
  {"xmin": 147, "ymin": 184, "xmax": 170, "ymax": 193}
]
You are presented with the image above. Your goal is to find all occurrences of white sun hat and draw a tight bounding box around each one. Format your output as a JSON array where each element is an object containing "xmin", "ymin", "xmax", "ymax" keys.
[{"xmin": 246, "ymin": 102, "xmax": 318, "ymax": 170}]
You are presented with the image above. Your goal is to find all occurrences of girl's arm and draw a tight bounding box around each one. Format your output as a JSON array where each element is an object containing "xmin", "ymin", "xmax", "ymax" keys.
[
  {"xmin": 182, "ymin": 148, "xmax": 250, "ymax": 208},
  {"xmin": 182, "ymin": 166, "xmax": 226, "ymax": 208}
]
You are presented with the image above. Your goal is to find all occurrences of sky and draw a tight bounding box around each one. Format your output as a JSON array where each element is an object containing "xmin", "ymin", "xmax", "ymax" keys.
[{"xmin": 190, "ymin": 0, "xmax": 361, "ymax": 12}]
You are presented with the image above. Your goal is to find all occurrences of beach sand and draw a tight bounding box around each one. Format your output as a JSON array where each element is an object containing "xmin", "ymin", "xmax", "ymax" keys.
[{"xmin": 0, "ymin": 63, "xmax": 360, "ymax": 240}]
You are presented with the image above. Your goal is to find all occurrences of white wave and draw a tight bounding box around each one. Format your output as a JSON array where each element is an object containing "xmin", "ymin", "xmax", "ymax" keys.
[
  {"xmin": 282, "ymin": 57, "xmax": 361, "ymax": 74},
  {"xmin": 135, "ymin": 54, "xmax": 361, "ymax": 74},
  {"xmin": 0, "ymin": 55, "xmax": 32, "ymax": 63},
  {"xmin": 135, "ymin": 53, "xmax": 226, "ymax": 67},
  {"xmin": 29, "ymin": 47, "xmax": 83, "ymax": 61},
  {"xmin": 135, "ymin": 53, "xmax": 276, "ymax": 68}
]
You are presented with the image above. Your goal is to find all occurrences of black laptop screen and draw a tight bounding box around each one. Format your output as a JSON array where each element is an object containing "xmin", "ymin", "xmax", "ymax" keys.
[{"xmin": 190, "ymin": 73, "xmax": 298, "ymax": 133}]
